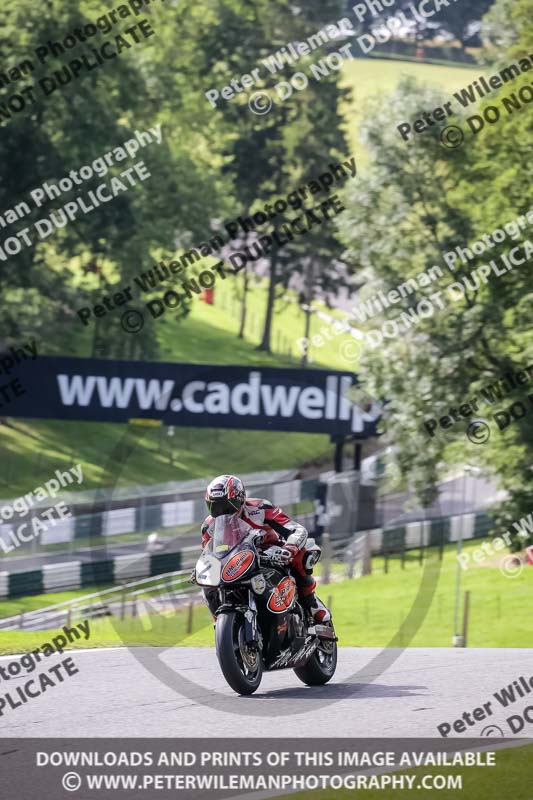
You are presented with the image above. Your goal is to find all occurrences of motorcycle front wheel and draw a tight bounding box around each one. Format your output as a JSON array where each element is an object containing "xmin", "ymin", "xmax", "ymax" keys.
[{"xmin": 215, "ymin": 611, "xmax": 263, "ymax": 695}]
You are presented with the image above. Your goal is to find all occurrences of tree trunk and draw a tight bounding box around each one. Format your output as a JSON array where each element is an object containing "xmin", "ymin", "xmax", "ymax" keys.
[
  {"xmin": 256, "ymin": 139, "xmax": 288, "ymax": 353},
  {"xmin": 300, "ymin": 306, "xmax": 312, "ymax": 367},
  {"xmin": 238, "ymin": 265, "xmax": 249, "ymax": 339},
  {"xmin": 256, "ymin": 243, "xmax": 279, "ymax": 353}
]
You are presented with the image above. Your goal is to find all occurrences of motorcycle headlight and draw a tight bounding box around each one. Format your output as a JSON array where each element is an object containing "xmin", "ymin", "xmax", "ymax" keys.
[{"xmin": 251, "ymin": 574, "xmax": 266, "ymax": 594}]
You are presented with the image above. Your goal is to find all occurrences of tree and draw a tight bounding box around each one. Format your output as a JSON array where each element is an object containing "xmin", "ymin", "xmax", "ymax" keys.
[
  {"xmin": 337, "ymin": 55, "xmax": 533, "ymax": 521},
  {"xmin": 481, "ymin": 0, "xmax": 530, "ymax": 59},
  {"xmin": 187, "ymin": 0, "xmax": 352, "ymax": 354},
  {"xmin": 0, "ymin": 0, "xmax": 231, "ymax": 357}
]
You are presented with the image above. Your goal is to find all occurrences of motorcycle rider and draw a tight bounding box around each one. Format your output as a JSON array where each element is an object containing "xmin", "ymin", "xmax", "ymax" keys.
[{"xmin": 199, "ymin": 474, "xmax": 331, "ymax": 623}]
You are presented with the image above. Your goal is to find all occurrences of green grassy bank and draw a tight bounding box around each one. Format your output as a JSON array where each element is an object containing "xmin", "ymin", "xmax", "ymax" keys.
[{"xmin": 1, "ymin": 537, "xmax": 530, "ymax": 654}]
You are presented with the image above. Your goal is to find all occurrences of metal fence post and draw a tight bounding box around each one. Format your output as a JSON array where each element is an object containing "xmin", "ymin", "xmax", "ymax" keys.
[
  {"xmin": 166, "ymin": 579, "xmax": 178, "ymax": 613},
  {"xmin": 322, "ymin": 531, "xmax": 331, "ymax": 585},
  {"xmin": 362, "ymin": 531, "xmax": 372, "ymax": 576},
  {"xmin": 186, "ymin": 601, "xmax": 194, "ymax": 635},
  {"xmin": 346, "ymin": 536, "xmax": 356, "ymax": 580},
  {"xmin": 462, "ymin": 590, "xmax": 470, "ymax": 647},
  {"xmin": 139, "ymin": 495, "xmax": 146, "ymax": 534}
]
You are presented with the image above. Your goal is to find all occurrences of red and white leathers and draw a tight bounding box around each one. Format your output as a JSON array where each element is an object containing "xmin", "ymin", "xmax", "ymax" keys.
[{"xmin": 201, "ymin": 498, "xmax": 330, "ymax": 622}]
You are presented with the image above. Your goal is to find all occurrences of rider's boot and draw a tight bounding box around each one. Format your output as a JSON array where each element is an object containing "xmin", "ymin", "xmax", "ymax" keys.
[
  {"xmin": 292, "ymin": 556, "xmax": 331, "ymax": 623},
  {"xmin": 308, "ymin": 596, "xmax": 332, "ymax": 623},
  {"xmin": 298, "ymin": 585, "xmax": 332, "ymax": 623}
]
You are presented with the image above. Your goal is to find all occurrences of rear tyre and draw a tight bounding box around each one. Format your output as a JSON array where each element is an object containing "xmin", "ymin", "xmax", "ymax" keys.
[
  {"xmin": 216, "ymin": 611, "xmax": 263, "ymax": 695},
  {"xmin": 294, "ymin": 636, "xmax": 337, "ymax": 686}
]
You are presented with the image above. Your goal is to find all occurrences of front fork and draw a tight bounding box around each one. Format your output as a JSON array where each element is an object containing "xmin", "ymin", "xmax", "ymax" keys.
[
  {"xmin": 207, "ymin": 589, "xmax": 260, "ymax": 647},
  {"xmin": 243, "ymin": 591, "xmax": 259, "ymax": 646}
]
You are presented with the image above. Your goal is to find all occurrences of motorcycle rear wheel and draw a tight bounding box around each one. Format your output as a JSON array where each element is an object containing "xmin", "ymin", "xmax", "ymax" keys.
[
  {"xmin": 294, "ymin": 637, "xmax": 337, "ymax": 686},
  {"xmin": 216, "ymin": 611, "xmax": 263, "ymax": 695}
]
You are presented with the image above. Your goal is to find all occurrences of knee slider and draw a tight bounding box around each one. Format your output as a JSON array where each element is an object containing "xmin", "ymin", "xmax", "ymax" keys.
[{"xmin": 303, "ymin": 545, "xmax": 321, "ymax": 573}]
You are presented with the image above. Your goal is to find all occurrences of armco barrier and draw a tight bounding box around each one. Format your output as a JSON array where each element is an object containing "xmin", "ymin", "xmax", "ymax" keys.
[
  {"xmin": 429, "ymin": 516, "xmax": 451, "ymax": 547},
  {"xmin": 382, "ymin": 526, "xmax": 406, "ymax": 554},
  {"xmin": 364, "ymin": 511, "xmax": 494, "ymax": 556},
  {"xmin": 405, "ymin": 521, "xmax": 431, "ymax": 549},
  {"xmin": 0, "ymin": 514, "xmax": 496, "ymax": 600},
  {"xmin": 161, "ymin": 500, "xmax": 195, "ymax": 527},
  {"xmin": 41, "ymin": 517, "xmax": 75, "ymax": 545},
  {"xmin": 150, "ymin": 552, "xmax": 182, "ymax": 575},
  {"xmin": 136, "ymin": 503, "xmax": 162, "ymax": 532},
  {"xmin": 450, "ymin": 514, "xmax": 475, "ymax": 542},
  {"xmin": 473, "ymin": 512, "xmax": 492, "ymax": 538},
  {"xmin": 8, "ymin": 570, "xmax": 44, "ymax": 598},
  {"xmin": 0, "ymin": 551, "xmax": 185, "ymax": 599},
  {"xmin": 0, "ymin": 475, "xmax": 316, "ymax": 555},
  {"xmin": 75, "ymin": 512, "xmax": 104, "ymax": 540},
  {"xmin": 81, "ymin": 559, "xmax": 114, "ymax": 587},
  {"xmin": 43, "ymin": 561, "xmax": 81, "ymax": 591},
  {"xmin": 103, "ymin": 507, "xmax": 136, "ymax": 536},
  {"xmin": 114, "ymin": 553, "xmax": 151, "ymax": 581}
]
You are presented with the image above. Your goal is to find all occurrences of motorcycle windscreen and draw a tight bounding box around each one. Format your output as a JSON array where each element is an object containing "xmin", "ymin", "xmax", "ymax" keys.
[{"xmin": 211, "ymin": 514, "xmax": 251, "ymax": 559}]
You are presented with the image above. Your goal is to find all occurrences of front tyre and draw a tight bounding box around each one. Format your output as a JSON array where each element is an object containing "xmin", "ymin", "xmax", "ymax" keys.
[
  {"xmin": 215, "ymin": 611, "xmax": 263, "ymax": 695},
  {"xmin": 294, "ymin": 637, "xmax": 337, "ymax": 686}
]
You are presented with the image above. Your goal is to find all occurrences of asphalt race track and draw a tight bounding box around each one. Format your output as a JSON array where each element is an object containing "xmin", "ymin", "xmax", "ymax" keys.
[{"xmin": 2, "ymin": 646, "xmax": 530, "ymax": 739}]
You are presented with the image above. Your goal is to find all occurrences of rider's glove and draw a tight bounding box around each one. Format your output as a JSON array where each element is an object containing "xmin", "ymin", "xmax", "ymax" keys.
[
  {"xmin": 263, "ymin": 545, "xmax": 297, "ymax": 565},
  {"xmin": 189, "ymin": 568, "xmax": 197, "ymax": 584},
  {"xmin": 283, "ymin": 544, "xmax": 299, "ymax": 561}
]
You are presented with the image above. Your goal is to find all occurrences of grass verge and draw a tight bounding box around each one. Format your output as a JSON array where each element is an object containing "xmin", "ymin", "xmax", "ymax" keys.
[
  {"xmin": 280, "ymin": 744, "xmax": 533, "ymax": 800},
  {"xmin": 0, "ymin": 537, "xmax": 531, "ymax": 654}
]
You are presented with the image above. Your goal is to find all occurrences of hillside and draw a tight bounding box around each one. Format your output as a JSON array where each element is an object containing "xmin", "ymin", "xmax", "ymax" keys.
[{"xmin": 0, "ymin": 58, "xmax": 479, "ymax": 496}]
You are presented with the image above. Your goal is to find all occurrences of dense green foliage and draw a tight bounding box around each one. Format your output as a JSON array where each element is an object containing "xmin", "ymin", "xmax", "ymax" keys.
[
  {"xmin": 337, "ymin": 0, "xmax": 533, "ymax": 540},
  {"xmin": 2, "ymin": 0, "xmax": 530, "ymax": 530}
]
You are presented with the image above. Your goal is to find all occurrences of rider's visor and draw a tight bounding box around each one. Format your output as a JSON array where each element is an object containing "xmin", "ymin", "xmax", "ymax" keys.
[{"xmin": 207, "ymin": 498, "xmax": 241, "ymax": 518}]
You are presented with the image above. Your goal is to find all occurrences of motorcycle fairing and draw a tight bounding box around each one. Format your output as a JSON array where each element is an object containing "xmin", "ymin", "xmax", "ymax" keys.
[
  {"xmin": 221, "ymin": 549, "xmax": 255, "ymax": 582},
  {"xmin": 268, "ymin": 637, "xmax": 319, "ymax": 670},
  {"xmin": 266, "ymin": 575, "xmax": 296, "ymax": 614},
  {"xmin": 195, "ymin": 554, "xmax": 221, "ymax": 587}
]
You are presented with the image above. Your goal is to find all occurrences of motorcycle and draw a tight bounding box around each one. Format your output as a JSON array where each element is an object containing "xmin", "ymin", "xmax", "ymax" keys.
[{"xmin": 194, "ymin": 514, "xmax": 337, "ymax": 695}]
